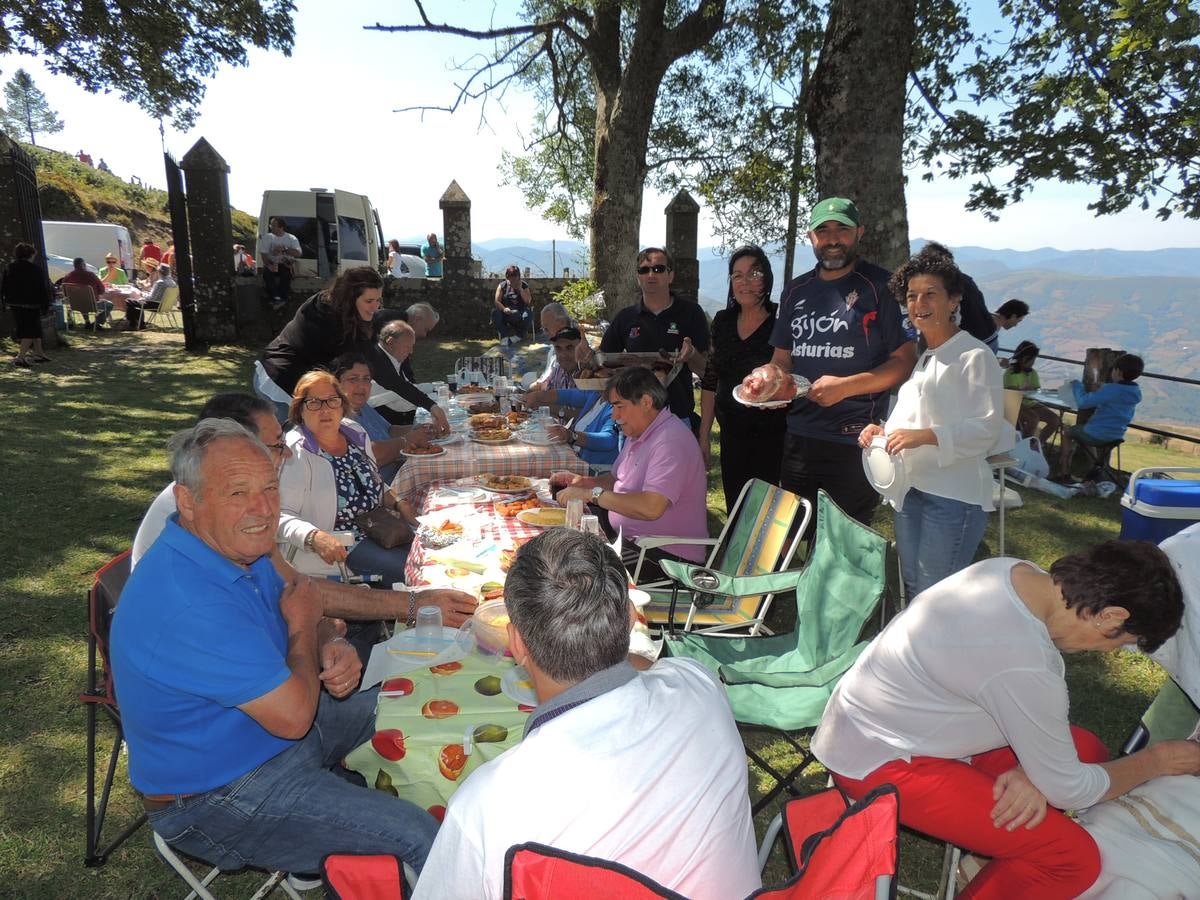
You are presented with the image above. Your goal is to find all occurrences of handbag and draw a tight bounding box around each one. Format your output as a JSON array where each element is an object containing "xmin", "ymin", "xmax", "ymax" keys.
[{"xmin": 353, "ymin": 506, "xmax": 414, "ymax": 549}]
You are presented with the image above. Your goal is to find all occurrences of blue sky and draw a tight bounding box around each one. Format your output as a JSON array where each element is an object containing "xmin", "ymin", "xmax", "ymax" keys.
[{"xmin": 3, "ymin": 0, "xmax": 1199, "ymax": 255}]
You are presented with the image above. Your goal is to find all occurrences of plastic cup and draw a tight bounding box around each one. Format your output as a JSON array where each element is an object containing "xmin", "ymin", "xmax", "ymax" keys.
[
  {"xmin": 415, "ymin": 605, "xmax": 443, "ymax": 646},
  {"xmin": 566, "ymin": 498, "xmax": 585, "ymax": 530},
  {"xmin": 580, "ymin": 514, "xmax": 602, "ymax": 537}
]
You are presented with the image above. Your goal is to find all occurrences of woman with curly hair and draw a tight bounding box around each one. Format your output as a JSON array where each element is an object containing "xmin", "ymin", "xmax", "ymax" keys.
[
  {"xmin": 254, "ymin": 266, "xmax": 383, "ymax": 421},
  {"xmin": 857, "ymin": 251, "xmax": 1008, "ymax": 599}
]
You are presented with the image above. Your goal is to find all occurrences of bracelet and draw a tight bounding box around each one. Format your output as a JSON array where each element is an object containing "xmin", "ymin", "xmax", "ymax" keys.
[
  {"xmin": 303, "ymin": 529, "xmax": 317, "ymax": 551},
  {"xmin": 406, "ymin": 589, "xmax": 418, "ymax": 628}
]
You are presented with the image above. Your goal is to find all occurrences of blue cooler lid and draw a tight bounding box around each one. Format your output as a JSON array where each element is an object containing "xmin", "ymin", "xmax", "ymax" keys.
[{"xmin": 1131, "ymin": 478, "xmax": 1200, "ymax": 508}]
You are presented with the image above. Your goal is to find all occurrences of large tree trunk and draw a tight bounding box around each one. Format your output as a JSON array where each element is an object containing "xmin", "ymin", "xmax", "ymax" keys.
[
  {"xmin": 585, "ymin": 0, "xmax": 725, "ymax": 316},
  {"xmin": 806, "ymin": 0, "xmax": 915, "ymax": 271}
]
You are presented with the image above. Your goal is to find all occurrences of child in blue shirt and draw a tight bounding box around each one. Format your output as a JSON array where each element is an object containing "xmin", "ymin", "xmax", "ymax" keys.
[{"xmin": 1058, "ymin": 353, "xmax": 1143, "ymax": 475}]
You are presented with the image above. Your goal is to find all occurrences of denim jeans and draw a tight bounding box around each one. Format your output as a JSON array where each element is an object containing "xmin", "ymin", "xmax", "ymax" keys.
[
  {"xmin": 146, "ymin": 689, "xmax": 438, "ymax": 876},
  {"xmin": 490, "ymin": 306, "xmax": 530, "ymax": 340},
  {"xmin": 894, "ymin": 487, "xmax": 989, "ymax": 600},
  {"xmin": 347, "ymin": 536, "xmax": 410, "ymax": 587}
]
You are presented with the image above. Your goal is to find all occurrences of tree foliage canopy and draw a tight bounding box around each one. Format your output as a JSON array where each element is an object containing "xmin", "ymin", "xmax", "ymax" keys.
[
  {"xmin": 0, "ymin": 1, "xmax": 296, "ymax": 128},
  {"xmin": 1, "ymin": 67, "xmax": 63, "ymax": 145},
  {"xmin": 490, "ymin": 0, "xmax": 1200, "ymax": 258}
]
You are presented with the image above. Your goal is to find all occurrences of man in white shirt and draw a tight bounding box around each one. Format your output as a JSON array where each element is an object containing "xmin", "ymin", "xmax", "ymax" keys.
[
  {"xmin": 257, "ymin": 216, "xmax": 301, "ymax": 309},
  {"xmin": 413, "ymin": 529, "xmax": 760, "ymax": 900}
]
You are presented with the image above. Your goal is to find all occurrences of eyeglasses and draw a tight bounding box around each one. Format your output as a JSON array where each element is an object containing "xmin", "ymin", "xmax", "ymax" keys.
[
  {"xmin": 302, "ymin": 395, "xmax": 344, "ymax": 411},
  {"xmin": 637, "ymin": 264, "xmax": 670, "ymax": 275},
  {"xmin": 265, "ymin": 441, "xmax": 288, "ymax": 457},
  {"xmin": 730, "ymin": 270, "xmax": 766, "ymax": 284},
  {"xmin": 340, "ymin": 374, "xmax": 372, "ymax": 385}
]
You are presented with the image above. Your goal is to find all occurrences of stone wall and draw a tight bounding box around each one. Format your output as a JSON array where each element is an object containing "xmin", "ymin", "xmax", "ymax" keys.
[{"xmin": 235, "ymin": 273, "xmax": 577, "ymax": 342}]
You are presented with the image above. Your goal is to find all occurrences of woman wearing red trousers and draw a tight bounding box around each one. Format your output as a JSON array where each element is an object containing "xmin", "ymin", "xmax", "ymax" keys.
[{"xmin": 813, "ymin": 540, "xmax": 1198, "ymax": 898}]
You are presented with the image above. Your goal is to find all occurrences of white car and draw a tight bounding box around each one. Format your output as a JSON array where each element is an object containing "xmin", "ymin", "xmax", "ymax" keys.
[{"xmin": 46, "ymin": 253, "xmax": 98, "ymax": 281}]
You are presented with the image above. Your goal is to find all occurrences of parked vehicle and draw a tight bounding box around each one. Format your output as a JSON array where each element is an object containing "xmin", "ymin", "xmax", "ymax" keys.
[
  {"xmin": 258, "ymin": 189, "xmax": 386, "ymax": 279},
  {"xmin": 41, "ymin": 221, "xmax": 134, "ymax": 273}
]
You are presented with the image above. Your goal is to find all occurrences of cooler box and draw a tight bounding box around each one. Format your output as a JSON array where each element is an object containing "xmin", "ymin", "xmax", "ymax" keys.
[{"xmin": 1119, "ymin": 467, "xmax": 1200, "ymax": 542}]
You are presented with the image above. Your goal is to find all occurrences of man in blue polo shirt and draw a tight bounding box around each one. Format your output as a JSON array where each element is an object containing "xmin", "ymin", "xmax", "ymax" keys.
[
  {"xmin": 111, "ymin": 419, "xmax": 437, "ymax": 877},
  {"xmin": 764, "ymin": 197, "xmax": 916, "ymax": 526},
  {"xmin": 594, "ymin": 247, "xmax": 710, "ymax": 429}
]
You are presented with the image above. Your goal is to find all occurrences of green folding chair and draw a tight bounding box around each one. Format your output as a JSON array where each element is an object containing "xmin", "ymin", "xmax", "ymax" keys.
[
  {"xmin": 1121, "ymin": 676, "xmax": 1200, "ymax": 755},
  {"xmin": 665, "ymin": 490, "xmax": 889, "ymax": 813},
  {"xmin": 634, "ymin": 479, "xmax": 812, "ymax": 636}
]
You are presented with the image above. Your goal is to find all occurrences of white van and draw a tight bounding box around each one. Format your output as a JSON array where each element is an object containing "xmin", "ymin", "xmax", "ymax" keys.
[
  {"xmin": 42, "ymin": 221, "xmax": 134, "ymax": 272},
  {"xmin": 258, "ymin": 189, "xmax": 385, "ymax": 279}
]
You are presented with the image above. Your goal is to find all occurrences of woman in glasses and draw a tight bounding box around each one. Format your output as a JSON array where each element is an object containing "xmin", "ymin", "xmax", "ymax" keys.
[
  {"xmin": 254, "ymin": 266, "xmax": 384, "ymax": 422},
  {"xmin": 698, "ymin": 245, "xmax": 787, "ymax": 510},
  {"xmin": 278, "ymin": 371, "xmax": 417, "ymax": 656}
]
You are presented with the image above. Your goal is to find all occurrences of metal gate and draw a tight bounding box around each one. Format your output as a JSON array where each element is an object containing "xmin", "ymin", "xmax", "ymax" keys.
[
  {"xmin": 163, "ymin": 152, "xmax": 200, "ymax": 350},
  {"xmin": 8, "ymin": 141, "xmax": 52, "ymax": 300}
]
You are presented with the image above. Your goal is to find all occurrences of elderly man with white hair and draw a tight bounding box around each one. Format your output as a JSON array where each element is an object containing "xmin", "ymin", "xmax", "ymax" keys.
[
  {"xmin": 367, "ymin": 315, "xmax": 449, "ymax": 432},
  {"xmin": 111, "ymin": 419, "xmax": 439, "ymax": 880}
]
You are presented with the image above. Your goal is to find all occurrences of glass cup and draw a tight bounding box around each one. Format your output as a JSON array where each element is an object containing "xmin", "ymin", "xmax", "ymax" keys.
[
  {"xmin": 565, "ymin": 498, "xmax": 585, "ymax": 530},
  {"xmin": 415, "ymin": 605, "xmax": 443, "ymax": 647},
  {"xmin": 447, "ymin": 372, "xmax": 458, "ymax": 394}
]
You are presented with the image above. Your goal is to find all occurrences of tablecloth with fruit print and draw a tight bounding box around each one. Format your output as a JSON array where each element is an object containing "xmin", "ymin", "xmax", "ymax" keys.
[{"xmin": 345, "ymin": 653, "xmax": 532, "ymax": 820}]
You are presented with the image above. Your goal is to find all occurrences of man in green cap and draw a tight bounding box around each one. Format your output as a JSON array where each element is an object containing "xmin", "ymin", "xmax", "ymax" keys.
[{"xmin": 758, "ymin": 197, "xmax": 916, "ymax": 528}]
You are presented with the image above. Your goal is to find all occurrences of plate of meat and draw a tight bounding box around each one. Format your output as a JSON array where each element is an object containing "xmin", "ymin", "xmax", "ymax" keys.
[{"xmin": 734, "ymin": 364, "xmax": 811, "ymax": 409}]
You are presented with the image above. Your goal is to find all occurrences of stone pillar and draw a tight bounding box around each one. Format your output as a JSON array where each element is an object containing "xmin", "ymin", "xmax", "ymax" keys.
[
  {"xmin": 439, "ymin": 180, "xmax": 472, "ymax": 281},
  {"xmin": 665, "ymin": 190, "xmax": 700, "ymax": 303},
  {"xmin": 180, "ymin": 138, "xmax": 236, "ymax": 342}
]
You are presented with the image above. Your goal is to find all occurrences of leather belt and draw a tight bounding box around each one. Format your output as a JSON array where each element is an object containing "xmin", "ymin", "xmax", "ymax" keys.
[{"xmin": 141, "ymin": 792, "xmax": 199, "ymax": 813}]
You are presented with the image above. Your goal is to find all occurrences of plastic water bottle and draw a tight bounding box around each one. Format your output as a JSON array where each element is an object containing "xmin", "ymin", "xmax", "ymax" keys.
[{"xmin": 500, "ymin": 394, "xmax": 511, "ymax": 415}]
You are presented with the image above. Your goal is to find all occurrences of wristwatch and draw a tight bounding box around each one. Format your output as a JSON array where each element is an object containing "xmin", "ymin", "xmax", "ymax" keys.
[
  {"xmin": 567, "ymin": 430, "xmax": 578, "ymax": 446},
  {"xmin": 590, "ymin": 485, "xmax": 604, "ymax": 502}
]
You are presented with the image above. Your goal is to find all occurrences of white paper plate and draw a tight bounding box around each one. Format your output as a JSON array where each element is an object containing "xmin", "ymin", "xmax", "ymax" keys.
[
  {"xmin": 470, "ymin": 434, "xmax": 514, "ymax": 445},
  {"xmin": 501, "ymin": 666, "xmax": 538, "ymax": 707},
  {"xmin": 430, "ymin": 433, "xmax": 462, "ymax": 446},
  {"xmin": 732, "ymin": 375, "xmax": 811, "ymax": 409},
  {"xmin": 429, "ymin": 485, "xmax": 487, "ymax": 505}
]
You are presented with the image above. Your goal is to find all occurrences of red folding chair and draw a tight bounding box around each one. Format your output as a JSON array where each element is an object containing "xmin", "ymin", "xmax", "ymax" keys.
[
  {"xmin": 79, "ymin": 550, "xmax": 146, "ymax": 866},
  {"xmin": 753, "ymin": 784, "xmax": 899, "ymax": 899},
  {"xmin": 322, "ymin": 854, "xmax": 408, "ymax": 900}
]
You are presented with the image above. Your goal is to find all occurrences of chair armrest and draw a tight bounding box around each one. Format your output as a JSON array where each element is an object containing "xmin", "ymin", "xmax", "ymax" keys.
[
  {"xmin": 633, "ymin": 536, "xmax": 719, "ymax": 551},
  {"xmin": 658, "ymin": 561, "xmax": 803, "ymax": 598},
  {"xmin": 717, "ymin": 641, "xmax": 868, "ymax": 688}
]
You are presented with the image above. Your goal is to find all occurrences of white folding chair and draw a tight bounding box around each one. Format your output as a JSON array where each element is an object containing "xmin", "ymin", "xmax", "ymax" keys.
[
  {"xmin": 152, "ymin": 831, "xmax": 304, "ymax": 900},
  {"xmin": 152, "ymin": 830, "xmax": 302, "ymax": 900},
  {"xmin": 145, "ymin": 285, "xmax": 181, "ymax": 328}
]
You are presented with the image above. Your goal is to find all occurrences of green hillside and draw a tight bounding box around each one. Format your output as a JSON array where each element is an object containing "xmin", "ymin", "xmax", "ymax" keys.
[{"xmin": 22, "ymin": 143, "xmax": 257, "ymax": 249}]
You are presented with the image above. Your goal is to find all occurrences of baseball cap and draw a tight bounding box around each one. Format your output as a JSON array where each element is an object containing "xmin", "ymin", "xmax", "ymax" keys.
[
  {"xmin": 809, "ymin": 197, "xmax": 860, "ymax": 230},
  {"xmin": 551, "ymin": 326, "xmax": 582, "ymax": 343}
]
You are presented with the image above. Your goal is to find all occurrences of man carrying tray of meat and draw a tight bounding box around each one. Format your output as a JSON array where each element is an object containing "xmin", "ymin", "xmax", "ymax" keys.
[{"xmin": 741, "ymin": 198, "xmax": 915, "ymax": 527}]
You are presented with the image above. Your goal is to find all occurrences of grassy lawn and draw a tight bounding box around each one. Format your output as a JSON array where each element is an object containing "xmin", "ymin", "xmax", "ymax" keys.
[{"xmin": 0, "ymin": 327, "xmax": 1193, "ymax": 895}]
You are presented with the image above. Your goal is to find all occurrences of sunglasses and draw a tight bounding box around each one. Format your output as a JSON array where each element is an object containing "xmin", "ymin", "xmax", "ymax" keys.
[{"xmin": 637, "ymin": 264, "xmax": 670, "ymax": 275}]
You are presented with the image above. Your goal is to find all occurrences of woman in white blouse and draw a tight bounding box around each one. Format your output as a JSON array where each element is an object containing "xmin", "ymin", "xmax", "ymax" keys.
[{"xmin": 858, "ymin": 253, "xmax": 1007, "ymax": 599}]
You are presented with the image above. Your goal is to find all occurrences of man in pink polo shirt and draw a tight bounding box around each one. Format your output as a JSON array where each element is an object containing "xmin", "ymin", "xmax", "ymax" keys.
[{"xmin": 557, "ymin": 367, "xmax": 708, "ymax": 564}]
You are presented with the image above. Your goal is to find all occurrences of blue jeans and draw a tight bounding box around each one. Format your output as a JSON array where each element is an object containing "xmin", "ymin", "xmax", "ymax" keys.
[
  {"xmin": 347, "ymin": 536, "xmax": 410, "ymax": 587},
  {"xmin": 491, "ymin": 306, "xmax": 530, "ymax": 340},
  {"xmin": 894, "ymin": 487, "xmax": 989, "ymax": 600},
  {"xmin": 146, "ymin": 689, "xmax": 438, "ymax": 875}
]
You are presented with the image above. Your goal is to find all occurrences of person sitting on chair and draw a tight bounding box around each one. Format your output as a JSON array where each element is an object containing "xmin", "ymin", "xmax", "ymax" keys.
[
  {"xmin": 111, "ymin": 419, "xmax": 440, "ymax": 881},
  {"xmin": 1003, "ymin": 341, "xmax": 1061, "ymax": 445},
  {"xmin": 1058, "ymin": 353, "xmax": 1143, "ymax": 478},
  {"xmin": 813, "ymin": 540, "xmax": 1197, "ymax": 900},
  {"xmin": 124, "ymin": 263, "xmax": 175, "ymax": 330},
  {"xmin": 61, "ymin": 256, "xmax": 114, "ymax": 329},
  {"xmin": 491, "ymin": 265, "xmax": 532, "ymax": 346},
  {"xmin": 555, "ymin": 367, "xmax": 708, "ymax": 569},
  {"xmin": 412, "ymin": 529, "xmax": 761, "ymax": 900}
]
